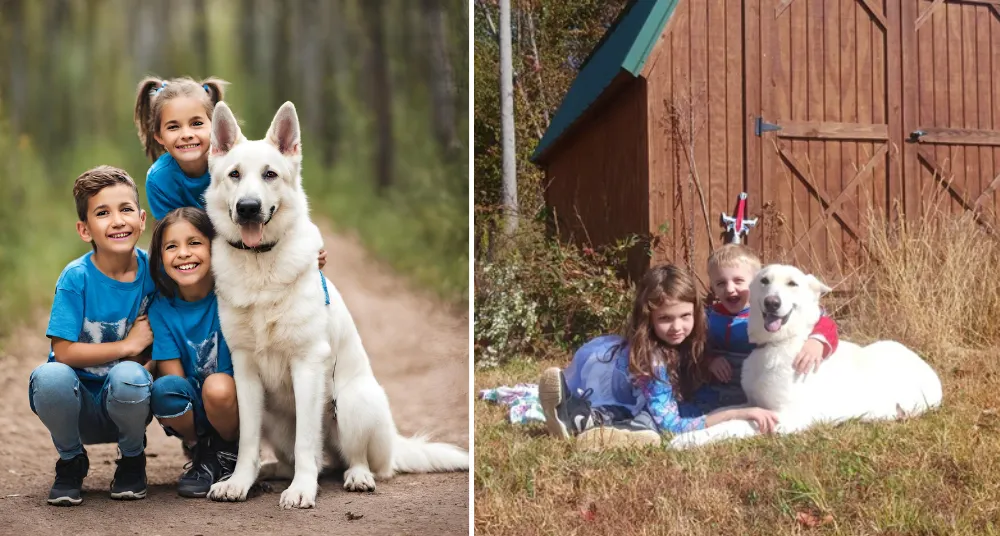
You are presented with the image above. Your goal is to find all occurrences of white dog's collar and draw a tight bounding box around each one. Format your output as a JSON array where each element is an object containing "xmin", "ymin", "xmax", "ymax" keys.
[{"xmin": 227, "ymin": 240, "xmax": 278, "ymax": 253}]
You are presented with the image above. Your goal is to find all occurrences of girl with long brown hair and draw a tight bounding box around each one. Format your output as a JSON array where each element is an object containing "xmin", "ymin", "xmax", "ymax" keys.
[{"xmin": 539, "ymin": 264, "xmax": 779, "ymax": 445}]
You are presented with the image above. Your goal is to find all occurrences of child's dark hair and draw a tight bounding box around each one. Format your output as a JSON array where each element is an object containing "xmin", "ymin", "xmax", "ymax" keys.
[
  {"xmin": 73, "ymin": 165, "xmax": 140, "ymax": 222},
  {"xmin": 148, "ymin": 207, "xmax": 216, "ymax": 299},
  {"xmin": 623, "ymin": 264, "xmax": 708, "ymax": 401},
  {"xmin": 133, "ymin": 75, "xmax": 229, "ymax": 162}
]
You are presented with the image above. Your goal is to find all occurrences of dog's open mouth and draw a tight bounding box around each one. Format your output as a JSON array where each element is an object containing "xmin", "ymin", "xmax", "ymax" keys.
[
  {"xmin": 239, "ymin": 222, "xmax": 265, "ymax": 248},
  {"xmin": 762, "ymin": 309, "xmax": 792, "ymax": 333}
]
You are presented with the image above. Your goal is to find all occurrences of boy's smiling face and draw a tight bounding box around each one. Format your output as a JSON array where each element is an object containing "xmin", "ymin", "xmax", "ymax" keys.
[
  {"xmin": 710, "ymin": 261, "xmax": 755, "ymax": 314},
  {"xmin": 76, "ymin": 184, "xmax": 145, "ymax": 255}
]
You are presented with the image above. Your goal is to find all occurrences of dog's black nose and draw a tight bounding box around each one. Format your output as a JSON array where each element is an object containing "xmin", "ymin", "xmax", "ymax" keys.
[
  {"xmin": 763, "ymin": 295, "xmax": 781, "ymax": 313},
  {"xmin": 236, "ymin": 198, "xmax": 262, "ymax": 219}
]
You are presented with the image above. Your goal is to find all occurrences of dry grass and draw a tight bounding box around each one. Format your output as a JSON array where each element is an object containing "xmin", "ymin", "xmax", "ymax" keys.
[{"xmin": 474, "ymin": 207, "xmax": 1000, "ymax": 535}]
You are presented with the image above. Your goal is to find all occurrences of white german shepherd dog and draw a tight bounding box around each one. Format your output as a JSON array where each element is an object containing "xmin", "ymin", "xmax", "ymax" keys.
[
  {"xmin": 669, "ymin": 264, "xmax": 943, "ymax": 449},
  {"xmin": 203, "ymin": 101, "xmax": 468, "ymax": 509}
]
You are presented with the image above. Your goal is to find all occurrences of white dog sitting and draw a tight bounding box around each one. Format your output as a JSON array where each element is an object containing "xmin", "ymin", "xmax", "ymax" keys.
[
  {"xmin": 669, "ymin": 264, "xmax": 943, "ymax": 449},
  {"xmin": 203, "ymin": 101, "xmax": 468, "ymax": 509}
]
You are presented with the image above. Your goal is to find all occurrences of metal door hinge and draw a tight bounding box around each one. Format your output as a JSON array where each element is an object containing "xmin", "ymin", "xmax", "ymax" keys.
[{"xmin": 755, "ymin": 116, "xmax": 782, "ymax": 136}]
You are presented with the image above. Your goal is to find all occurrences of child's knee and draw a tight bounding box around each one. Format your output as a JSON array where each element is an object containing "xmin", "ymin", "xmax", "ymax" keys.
[
  {"xmin": 30, "ymin": 361, "xmax": 78, "ymax": 388},
  {"xmin": 150, "ymin": 375, "xmax": 195, "ymax": 419},
  {"xmin": 106, "ymin": 361, "xmax": 152, "ymax": 405},
  {"xmin": 28, "ymin": 362, "xmax": 79, "ymax": 413},
  {"xmin": 201, "ymin": 373, "xmax": 237, "ymax": 409}
]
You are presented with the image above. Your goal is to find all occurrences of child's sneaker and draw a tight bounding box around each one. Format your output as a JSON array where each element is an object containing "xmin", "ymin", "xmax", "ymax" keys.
[
  {"xmin": 177, "ymin": 433, "xmax": 238, "ymax": 497},
  {"xmin": 177, "ymin": 437, "xmax": 214, "ymax": 498},
  {"xmin": 47, "ymin": 450, "xmax": 89, "ymax": 506},
  {"xmin": 211, "ymin": 435, "xmax": 239, "ymax": 482},
  {"xmin": 110, "ymin": 451, "xmax": 147, "ymax": 500},
  {"xmin": 539, "ymin": 367, "xmax": 596, "ymax": 438},
  {"xmin": 576, "ymin": 422, "xmax": 662, "ymax": 450}
]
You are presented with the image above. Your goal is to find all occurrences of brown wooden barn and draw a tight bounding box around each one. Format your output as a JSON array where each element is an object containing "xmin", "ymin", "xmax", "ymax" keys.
[{"xmin": 532, "ymin": 0, "xmax": 1000, "ymax": 286}]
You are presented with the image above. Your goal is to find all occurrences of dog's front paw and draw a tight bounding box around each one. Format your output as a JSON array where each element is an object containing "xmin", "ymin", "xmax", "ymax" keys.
[
  {"xmin": 279, "ymin": 479, "xmax": 317, "ymax": 509},
  {"xmin": 208, "ymin": 474, "xmax": 255, "ymax": 502},
  {"xmin": 343, "ymin": 467, "xmax": 376, "ymax": 492}
]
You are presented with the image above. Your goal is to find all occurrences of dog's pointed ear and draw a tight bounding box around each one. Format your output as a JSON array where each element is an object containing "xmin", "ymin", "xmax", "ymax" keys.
[
  {"xmin": 211, "ymin": 101, "xmax": 243, "ymax": 156},
  {"xmin": 807, "ymin": 274, "xmax": 832, "ymax": 295},
  {"xmin": 266, "ymin": 102, "xmax": 301, "ymax": 157}
]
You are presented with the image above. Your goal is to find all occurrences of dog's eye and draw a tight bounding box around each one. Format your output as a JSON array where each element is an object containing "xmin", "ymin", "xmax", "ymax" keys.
[
  {"xmin": 761, "ymin": 277, "xmax": 770, "ymax": 285},
  {"xmin": 787, "ymin": 280, "xmax": 799, "ymax": 287},
  {"xmin": 264, "ymin": 170, "xmax": 278, "ymax": 180},
  {"xmin": 228, "ymin": 169, "xmax": 240, "ymax": 180}
]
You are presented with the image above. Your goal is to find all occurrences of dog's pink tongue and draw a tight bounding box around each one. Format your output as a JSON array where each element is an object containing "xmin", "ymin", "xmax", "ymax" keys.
[
  {"xmin": 240, "ymin": 223, "xmax": 264, "ymax": 247},
  {"xmin": 765, "ymin": 317, "xmax": 783, "ymax": 333}
]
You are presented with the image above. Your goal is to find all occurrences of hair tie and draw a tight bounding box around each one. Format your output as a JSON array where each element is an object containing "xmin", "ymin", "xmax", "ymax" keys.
[{"xmin": 152, "ymin": 81, "xmax": 168, "ymax": 96}]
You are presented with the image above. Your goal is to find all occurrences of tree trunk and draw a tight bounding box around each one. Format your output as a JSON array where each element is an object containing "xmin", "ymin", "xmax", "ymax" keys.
[
  {"xmin": 365, "ymin": 0, "xmax": 393, "ymax": 193},
  {"xmin": 6, "ymin": 0, "xmax": 26, "ymax": 132},
  {"xmin": 298, "ymin": 0, "xmax": 323, "ymax": 142},
  {"xmin": 499, "ymin": 0, "xmax": 517, "ymax": 234},
  {"xmin": 423, "ymin": 0, "xmax": 458, "ymax": 156}
]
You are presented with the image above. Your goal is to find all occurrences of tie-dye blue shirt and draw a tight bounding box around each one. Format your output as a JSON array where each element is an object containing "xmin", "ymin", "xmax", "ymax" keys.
[
  {"xmin": 147, "ymin": 290, "xmax": 233, "ymax": 392},
  {"xmin": 145, "ymin": 152, "xmax": 211, "ymax": 220},
  {"xmin": 46, "ymin": 250, "xmax": 157, "ymax": 396},
  {"xmin": 639, "ymin": 364, "xmax": 727, "ymax": 435}
]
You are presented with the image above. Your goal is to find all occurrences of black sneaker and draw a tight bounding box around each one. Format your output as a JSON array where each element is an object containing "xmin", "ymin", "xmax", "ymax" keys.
[
  {"xmin": 110, "ymin": 452, "xmax": 147, "ymax": 500},
  {"xmin": 47, "ymin": 451, "xmax": 89, "ymax": 506},
  {"xmin": 539, "ymin": 367, "xmax": 597, "ymax": 438},
  {"xmin": 211, "ymin": 435, "xmax": 239, "ymax": 482},
  {"xmin": 177, "ymin": 438, "xmax": 215, "ymax": 498},
  {"xmin": 177, "ymin": 434, "xmax": 238, "ymax": 497}
]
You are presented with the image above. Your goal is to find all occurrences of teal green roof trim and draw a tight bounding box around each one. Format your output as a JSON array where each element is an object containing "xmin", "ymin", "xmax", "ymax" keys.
[{"xmin": 531, "ymin": 0, "xmax": 679, "ymax": 163}]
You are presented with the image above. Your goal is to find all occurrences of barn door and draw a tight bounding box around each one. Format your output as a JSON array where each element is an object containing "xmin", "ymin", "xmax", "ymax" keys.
[
  {"xmin": 748, "ymin": 0, "xmax": 892, "ymax": 274},
  {"xmin": 904, "ymin": 0, "xmax": 1000, "ymax": 230}
]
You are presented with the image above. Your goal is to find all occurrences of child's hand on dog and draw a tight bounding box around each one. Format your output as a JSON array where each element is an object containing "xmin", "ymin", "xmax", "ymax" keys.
[
  {"xmin": 707, "ymin": 355, "xmax": 732, "ymax": 383},
  {"xmin": 742, "ymin": 407, "xmax": 779, "ymax": 434},
  {"xmin": 792, "ymin": 338, "xmax": 825, "ymax": 375},
  {"xmin": 318, "ymin": 249, "xmax": 327, "ymax": 270}
]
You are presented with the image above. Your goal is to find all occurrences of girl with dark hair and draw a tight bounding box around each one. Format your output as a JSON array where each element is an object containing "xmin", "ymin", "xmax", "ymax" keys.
[{"xmin": 146, "ymin": 207, "xmax": 239, "ymax": 497}]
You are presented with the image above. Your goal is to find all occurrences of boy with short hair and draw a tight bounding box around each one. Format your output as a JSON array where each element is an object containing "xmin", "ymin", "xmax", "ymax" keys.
[
  {"xmin": 705, "ymin": 244, "xmax": 839, "ymax": 405},
  {"xmin": 29, "ymin": 165, "xmax": 157, "ymax": 506}
]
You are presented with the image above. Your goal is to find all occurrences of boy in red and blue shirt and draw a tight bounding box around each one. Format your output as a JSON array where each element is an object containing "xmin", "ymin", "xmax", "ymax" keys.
[{"xmin": 705, "ymin": 245, "xmax": 839, "ymax": 405}]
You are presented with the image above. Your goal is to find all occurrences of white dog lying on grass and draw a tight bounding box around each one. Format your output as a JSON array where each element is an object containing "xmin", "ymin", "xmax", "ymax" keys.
[{"xmin": 669, "ymin": 264, "xmax": 943, "ymax": 449}]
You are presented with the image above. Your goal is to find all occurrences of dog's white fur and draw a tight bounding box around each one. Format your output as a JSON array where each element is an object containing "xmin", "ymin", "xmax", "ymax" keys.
[
  {"xmin": 203, "ymin": 101, "xmax": 468, "ymax": 509},
  {"xmin": 669, "ymin": 264, "xmax": 943, "ymax": 449}
]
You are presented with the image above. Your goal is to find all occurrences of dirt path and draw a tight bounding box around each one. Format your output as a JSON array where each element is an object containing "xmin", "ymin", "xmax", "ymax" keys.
[{"xmin": 0, "ymin": 224, "xmax": 470, "ymax": 535}]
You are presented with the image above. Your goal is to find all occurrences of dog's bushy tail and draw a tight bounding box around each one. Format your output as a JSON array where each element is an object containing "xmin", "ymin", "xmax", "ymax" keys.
[{"xmin": 392, "ymin": 434, "xmax": 469, "ymax": 474}]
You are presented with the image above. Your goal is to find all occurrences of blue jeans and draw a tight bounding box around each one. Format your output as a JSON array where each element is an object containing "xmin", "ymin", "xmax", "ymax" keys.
[
  {"xmin": 29, "ymin": 361, "xmax": 152, "ymax": 460},
  {"xmin": 150, "ymin": 375, "xmax": 210, "ymax": 438}
]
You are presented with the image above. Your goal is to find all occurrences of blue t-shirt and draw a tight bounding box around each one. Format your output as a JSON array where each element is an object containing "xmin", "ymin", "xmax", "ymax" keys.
[
  {"xmin": 147, "ymin": 291, "xmax": 233, "ymax": 392},
  {"xmin": 145, "ymin": 153, "xmax": 211, "ymax": 220},
  {"xmin": 46, "ymin": 250, "xmax": 157, "ymax": 395}
]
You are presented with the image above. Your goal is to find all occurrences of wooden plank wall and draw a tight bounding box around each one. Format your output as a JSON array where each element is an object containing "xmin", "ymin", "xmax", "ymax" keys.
[
  {"xmin": 756, "ymin": 0, "xmax": 892, "ymax": 281},
  {"xmin": 643, "ymin": 0, "xmax": 745, "ymax": 289},
  {"xmin": 544, "ymin": 80, "xmax": 651, "ymax": 277},
  {"xmin": 904, "ymin": 0, "xmax": 1000, "ymax": 222},
  {"xmin": 542, "ymin": 0, "xmax": 1000, "ymax": 288}
]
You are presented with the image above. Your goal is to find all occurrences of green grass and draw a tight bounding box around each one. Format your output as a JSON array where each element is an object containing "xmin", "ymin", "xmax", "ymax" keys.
[{"xmin": 474, "ymin": 350, "xmax": 1000, "ymax": 535}]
